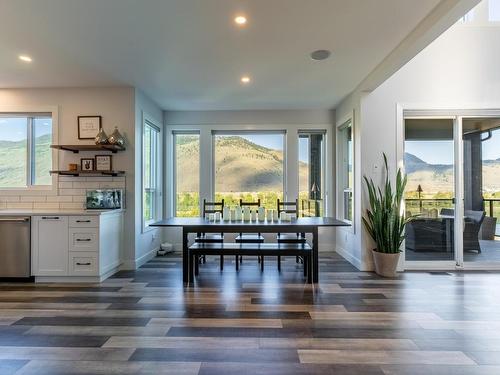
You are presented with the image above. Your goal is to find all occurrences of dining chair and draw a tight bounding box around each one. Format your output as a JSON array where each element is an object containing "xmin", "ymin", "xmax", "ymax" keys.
[
  {"xmin": 276, "ymin": 199, "xmax": 306, "ymax": 269},
  {"xmin": 195, "ymin": 199, "xmax": 225, "ymax": 269},
  {"xmin": 235, "ymin": 198, "xmax": 265, "ymax": 268}
]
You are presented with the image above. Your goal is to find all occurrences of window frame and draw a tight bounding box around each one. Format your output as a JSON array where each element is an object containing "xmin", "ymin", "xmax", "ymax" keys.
[
  {"xmin": 142, "ymin": 115, "xmax": 162, "ymax": 232},
  {"xmin": 172, "ymin": 130, "xmax": 201, "ymax": 217},
  {"xmin": 336, "ymin": 115, "xmax": 354, "ymax": 226},
  {"xmin": 298, "ymin": 130, "xmax": 327, "ymax": 217},
  {"xmin": 166, "ymin": 122, "xmax": 333, "ymax": 219},
  {"xmin": 211, "ymin": 130, "xmax": 286, "ymax": 209},
  {"xmin": 0, "ymin": 106, "xmax": 58, "ymax": 195}
]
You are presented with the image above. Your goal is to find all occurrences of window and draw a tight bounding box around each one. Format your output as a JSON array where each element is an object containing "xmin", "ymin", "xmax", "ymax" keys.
[
  {"xmin": 338, "ymin": 121, "xmax": 353, "ymax": 222},
  {"xmin": 174, "ymin": 132, "xmax": 200, "ymax": 217},
  {"xmin": 143, "ymin": 120, "xmax": 160, "ymax": 227},
  {"xmin": 0, "ymin": 114, "xmax": 52, "ymax": 188},
  {"xmin": 299, "ymin": 131, "xmax": 326, "ymax": 216},
  {"xmin": 490, "ymin": 0, "xmax": 500, "ymax": 21},
  {"xmin": 213, "ymin": 132, "xmax": 284, "ymax": 209}
]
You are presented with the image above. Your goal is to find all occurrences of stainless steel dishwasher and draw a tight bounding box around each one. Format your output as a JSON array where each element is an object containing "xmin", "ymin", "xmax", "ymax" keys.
[{"xmin": 0, "ymin": 216, "xmax": 31, "ymax": 278}]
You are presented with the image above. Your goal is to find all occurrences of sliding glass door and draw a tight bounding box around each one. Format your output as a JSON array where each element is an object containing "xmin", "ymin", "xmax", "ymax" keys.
[
  {"xmin": 403, "ymin": 112, "xmax": 500, "ymax": 270},
  {"xmin": 404, "ymin": 118, "xmax": 458, "ymax": 267},
  {"xmin": 462, "ymin": 117, "xmax": 500, "ymax": 268}
]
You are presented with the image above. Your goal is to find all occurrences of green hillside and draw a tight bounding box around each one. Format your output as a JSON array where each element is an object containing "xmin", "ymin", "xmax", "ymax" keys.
[
  {"xmin": 176, "ymin": 135, "xmax": 308, "ymax": 192},
  {"xmin": 0, "ymin": 134, "xmax": 52, "ymax": 187}
]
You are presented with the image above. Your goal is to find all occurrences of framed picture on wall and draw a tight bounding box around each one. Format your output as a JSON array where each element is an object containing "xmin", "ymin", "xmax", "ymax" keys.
[
  {"xmin": 80, "ymin": 158, "xmax": 94, "ymax": 171},
  {"xmin": 95, "ymin": 155, "xmax": 112, "ymax": 171},
  {"xmin": 78, "ymin": 116, "xmax": 102, "ymax": 139}
]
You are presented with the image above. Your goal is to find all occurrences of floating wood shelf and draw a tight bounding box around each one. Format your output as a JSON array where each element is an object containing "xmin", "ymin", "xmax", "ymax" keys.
[
  {"xmin": 50, "ymin": 144, "xmax": 125, "ymax": 153},
  {"xmin": 50, "ymin": 170, "xmax": 125, "ymax": 177}
]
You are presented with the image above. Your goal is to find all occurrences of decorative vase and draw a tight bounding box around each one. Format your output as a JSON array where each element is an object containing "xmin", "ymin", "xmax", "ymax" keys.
[
  {"xmin": 108, "ymin": 126, "xmax": 125, "ymax": 147},
  {"xmin": 95, "ymin": 128, "xmax": 109, "ymax": 145},
  {"xmin": 372, "ymin": 250, "xmax": 400, "ymax": 277}
]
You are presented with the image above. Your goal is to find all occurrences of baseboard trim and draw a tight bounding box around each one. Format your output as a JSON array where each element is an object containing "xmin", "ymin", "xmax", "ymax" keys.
[
  {"xmin": 121, "ymin": 247, "xmax": 159, "ymax": 270},
  {"xmin": 335, "ymin": 244, "xmax": 363, "ymax": 270}
]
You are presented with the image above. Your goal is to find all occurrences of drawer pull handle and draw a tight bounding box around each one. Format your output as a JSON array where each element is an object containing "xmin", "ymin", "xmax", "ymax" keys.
[
  {"xmin": 42, "ymin": 216, "xmax": 60, "ymax": 220},
  {"xmin": 76, "ymin": 220, "xmax": 91, "ymax": 223},
  {"xmin": 76, "ymin": 238, "xmax": 92, "ymax": 242},
  {"xmin": 76, "ymin": 262, "xmax": 91, "ymax": 266}
]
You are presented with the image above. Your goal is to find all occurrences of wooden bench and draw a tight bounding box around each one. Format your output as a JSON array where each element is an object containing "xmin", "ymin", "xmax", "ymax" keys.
[{"xmin": 188, "ymin": 242, "xmax": 312, "ymax": 283}]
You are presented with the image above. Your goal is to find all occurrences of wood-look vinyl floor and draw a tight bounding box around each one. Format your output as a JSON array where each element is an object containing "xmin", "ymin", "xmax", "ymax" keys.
[{"xmin": 0, "ymin": 252, "xmax": 499, "ymax": 374}]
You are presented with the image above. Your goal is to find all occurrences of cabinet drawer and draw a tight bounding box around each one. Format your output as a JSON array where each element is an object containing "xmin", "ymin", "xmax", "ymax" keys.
[
  {"xmin": 69, "ymin": 228, "xmax": 98, "ymax": 252},
  {"xmin": 69, "ymin": 252, "xmax": 99, "ymax": 276},
  {"xmin": 69, "ymin": 216, "xmax": 99, "ymax": 228}
]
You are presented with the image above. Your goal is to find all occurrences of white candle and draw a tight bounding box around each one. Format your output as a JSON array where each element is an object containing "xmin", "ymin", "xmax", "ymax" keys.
[
  {"xmin": 273, "ymin": 209, "xmax": 279, "ymax": 221},
  {"xmin": 223, "ymin": 207, "xmax": 230, "ymax": 221},
  {"xmin": 258, "ymin": 207, "xmax": 265, "ymax": 221},
  {"xmin": 266, "ymin": 209, "xmax": 273, "ymax": 221},
  {"xmin": 215, "ymin": 212, "xmax": 221, "ymax": 222},
  {"xmin": 251, "ymin": 209, "xmax": 257, "ymax": 221},
  {"xmin": 243, "ymin": 206, "xmax": 251, "ymax": 221},
  {"xmin": 235, "ymin": 206, "xmax": 242, "ymax": 221},
  {"xmin": 209, "ymin": 213, "xmax": 215, "ymax": 221},
  {"xmin": 204, "ymin": 213, "xmax": 209, "ymax": 220},
  {"xmin": 230, "ymin": 209, "xmax": 236, "ymax": 221},
  {"xmin": 280, "ymin": 211, "xmax": 286, "ymax": 221}
]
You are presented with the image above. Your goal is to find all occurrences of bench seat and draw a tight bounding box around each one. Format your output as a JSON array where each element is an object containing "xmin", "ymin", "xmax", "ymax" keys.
[{"xmin": 188, "ymin": 242, "xmax": 312, "ymax": 283}]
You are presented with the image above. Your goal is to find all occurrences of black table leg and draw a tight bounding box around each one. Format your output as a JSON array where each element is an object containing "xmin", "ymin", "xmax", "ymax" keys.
[
  {"xmin": 307, "ymin": 253, "xmax": 312, "ymax": 284},
  {"xmin": 182, "ymin": 228, "xmax": 189, "ymax": 284},
  {"xmin": 312, "ymin": 227, "xmax": 319, "ymax": 283}
]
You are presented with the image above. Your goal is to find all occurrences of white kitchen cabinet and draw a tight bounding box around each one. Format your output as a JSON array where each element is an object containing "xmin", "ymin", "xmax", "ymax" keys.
[
  {"xmin": 31, "ymin": 211, "xmax": 123, "ymax": 281},
  {"xmin": 31, "ymin": 216, "xmax": 69, "ymax": 276}
]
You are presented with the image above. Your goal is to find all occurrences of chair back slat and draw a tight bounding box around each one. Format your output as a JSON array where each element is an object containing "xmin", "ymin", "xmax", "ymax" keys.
[
  {"xmin": 239, "ymin": 199, "xmax": 261, "ymax": 207},
  {"xmin": 202, "ymin": 199, "xmax": 224, "ymax": 217},
  {"xmin": 277, "ymin": 199, "xmax": 298, "ymax": 216}
]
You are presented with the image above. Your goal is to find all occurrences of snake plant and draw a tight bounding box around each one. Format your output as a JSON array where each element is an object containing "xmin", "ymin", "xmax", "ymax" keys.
[{"xmin": 362, "ymin": 154, "xmax": 410, "ymax": 254}]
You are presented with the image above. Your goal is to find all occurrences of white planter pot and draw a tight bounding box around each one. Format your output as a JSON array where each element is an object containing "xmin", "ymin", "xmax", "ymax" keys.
[{"xmin": 372, "ymin": 250, "xmax": 400, "ymax": 277}]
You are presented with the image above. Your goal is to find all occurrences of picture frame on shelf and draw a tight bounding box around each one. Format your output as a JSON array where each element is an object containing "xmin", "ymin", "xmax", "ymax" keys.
[
  {"xmin": 95, "ymin": 154, "xmax": 112, "ymax": 171},
  {"xmin": 78, "ymin": 116, "xmax": 102, "ymax": 139},
  {"xmin": 80, "ymin": 158, "xmax": 94, "ymax": 171}
]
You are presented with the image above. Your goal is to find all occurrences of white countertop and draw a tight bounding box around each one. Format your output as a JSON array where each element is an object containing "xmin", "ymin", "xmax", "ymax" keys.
[{"xmin": 0, "ymin": 209, "xmax": 124, "ymax": 216}]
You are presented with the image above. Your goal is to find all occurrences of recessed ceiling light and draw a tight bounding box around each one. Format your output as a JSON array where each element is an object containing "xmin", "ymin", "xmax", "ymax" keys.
[
  {"xmin": 240, "ymin": 76, "xmax": 251, "ymax": 84},
  {"xmin": 18, "ymin": 55, "xmax": 33, "ymax": 63},
  {"xmin": 310, "ymin": 50, "xmax": 331, "ymax": 61},
  {"xmin": 234, "ymin": 15, "xmax": 247, "ymax": 25}
]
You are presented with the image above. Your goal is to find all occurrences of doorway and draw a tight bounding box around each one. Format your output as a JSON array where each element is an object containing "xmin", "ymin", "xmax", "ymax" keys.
[{"xmin": 402, "ymin": 111, "xmax": 500, "ymax": 270}]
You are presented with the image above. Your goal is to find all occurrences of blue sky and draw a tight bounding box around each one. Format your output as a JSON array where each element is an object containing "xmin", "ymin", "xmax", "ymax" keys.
[
  {"xmin": 0, "ymin": 118, "xmax": 52, "ymax": 142},
  {"xmin": 406, "ymin": 130, "xmax": 500, "ymax": 165}
]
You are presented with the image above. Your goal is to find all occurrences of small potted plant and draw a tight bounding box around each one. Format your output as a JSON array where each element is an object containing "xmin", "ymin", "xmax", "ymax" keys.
[{"xmin": 362, "ymin": 154, "xmax": 409, "ymax": 277}]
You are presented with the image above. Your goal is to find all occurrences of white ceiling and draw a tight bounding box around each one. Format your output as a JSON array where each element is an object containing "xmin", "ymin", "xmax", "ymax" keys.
[{"xmin": 0, "ymin": 0, "xmax": 443, "ymax": 110}]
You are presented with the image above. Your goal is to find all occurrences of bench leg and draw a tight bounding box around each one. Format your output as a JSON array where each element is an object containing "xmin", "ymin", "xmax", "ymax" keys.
[
  {"xmin": 260, "ymin": 256, "xmax": 264, "ymax": 272},
  {"xmin": 235, "ymin": 255, "xmax": 239, "ymax": 271},
  {"xmin": 277, "ymin": 256, "xmax": 281, "ymax": 272},
  {"xmin": 307, "ymin": 254, "xmax": 312, "ymax": 284},
  {"xmin": 195, "ymin": 254, "xmax": 199, "ymax": 276},
  {"xmin": 188, "ymin": 252, "xmax": 194, "ymax": 283},
  {"xmin": 220, "ymin": 255, "xmax": 224, "ymax": 271},
  {"xmin": 240, "ymin": 256, "xmax": 243, "ymax": 264},
  {"xmin": 203, "ymin": 255, "xmax": 206, "ymax": 263}
]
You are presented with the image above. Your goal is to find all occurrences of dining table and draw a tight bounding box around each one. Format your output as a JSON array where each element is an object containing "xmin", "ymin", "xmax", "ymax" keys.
[{"xmin": 150, "ymin": 217, "xmax": 350, "ymax": 284}]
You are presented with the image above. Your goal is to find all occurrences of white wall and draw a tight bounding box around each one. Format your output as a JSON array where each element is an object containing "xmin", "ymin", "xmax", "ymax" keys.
[
  {"xmin": 334, "ymin": 12, "xmax": 500, "ymax": 269},
  {"xmin": 163, "ymin": 109, "xmax": 336, "ymax": 250},
  {"xmin": 133, "ymin": 89, "xmax": 164, "ymax": 268},
  {"xmin": 0, "ymin": 87, "xmax": 164, "ymax": 269}
]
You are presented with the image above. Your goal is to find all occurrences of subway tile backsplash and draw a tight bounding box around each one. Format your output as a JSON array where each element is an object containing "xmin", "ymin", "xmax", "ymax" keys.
[{"xmin": 0, "ymin": 176, "xmax": 126, "ymax": 210}]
